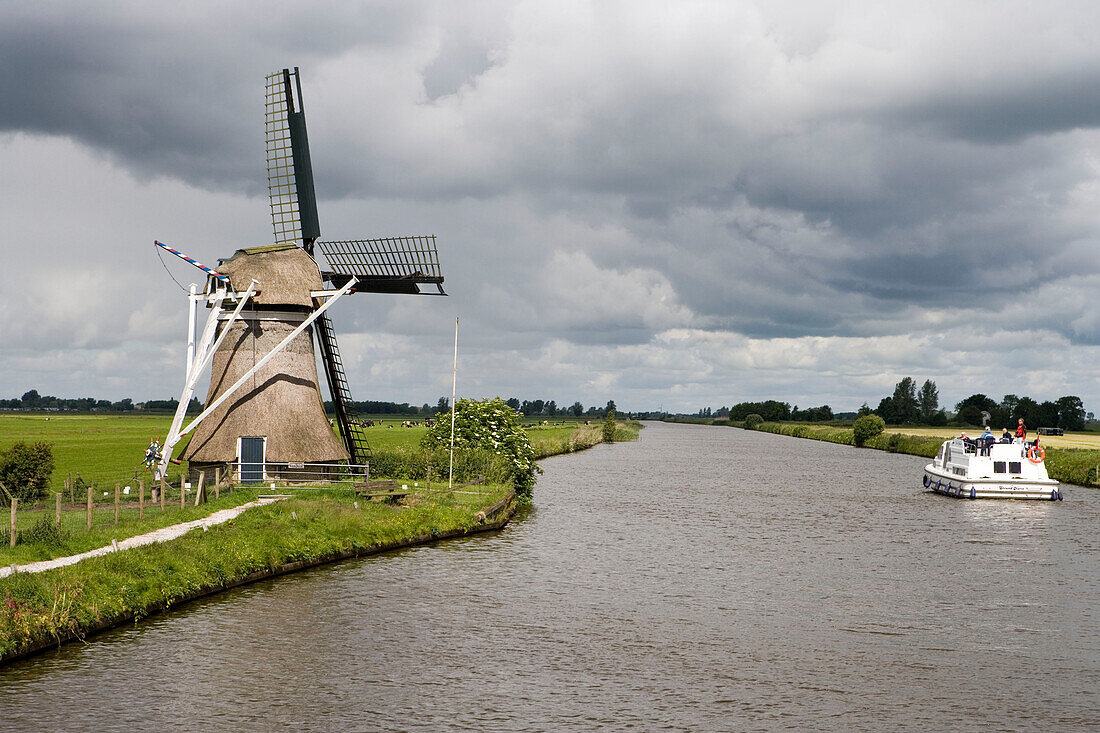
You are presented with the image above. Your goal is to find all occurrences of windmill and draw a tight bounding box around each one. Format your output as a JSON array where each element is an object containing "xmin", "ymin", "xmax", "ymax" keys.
[{"xmin": 154, "ymin": 67, "xmax": 445, "ymax": 483}]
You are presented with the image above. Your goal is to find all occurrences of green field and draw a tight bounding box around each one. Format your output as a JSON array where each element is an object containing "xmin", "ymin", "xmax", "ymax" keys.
[
  {"xmin": 0, "ymin": 414, "xmax": 189, "ymax": 495},
  {"xmin": 0, "ymin": 413, "xmax": 622, "ymax": 501}
]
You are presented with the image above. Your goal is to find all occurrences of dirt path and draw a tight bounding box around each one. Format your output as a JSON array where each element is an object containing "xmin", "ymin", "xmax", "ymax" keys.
[{"xmin": 0, "ymin": 496, "xmax": 286, "ymax": 579}]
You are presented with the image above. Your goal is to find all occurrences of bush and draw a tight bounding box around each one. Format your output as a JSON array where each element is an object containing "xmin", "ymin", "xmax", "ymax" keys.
[
  {"xmin": 744, "ymin": 414, "xmax": 764, "ymax": 431},
  {"xmin": 20, "ymin": 515, "xmax": 68, "ymax": 547},
  {"xmin": 852, "ymin": 415, "xmax": 886, "ymax": 447},
  {"xmin": 0, "ymin": 442, "xmax": 55, "ymax": 505},
  {"xmin": 602, "ymin": 410, "xmax": 617, "ymax": 443},
  {"xmin": 368, "ymin": 446, "xmax": 512, "ymax": 486},
  {"xmin": 422, "ymin": 397, "xmax": 540, "ymax": 499}
]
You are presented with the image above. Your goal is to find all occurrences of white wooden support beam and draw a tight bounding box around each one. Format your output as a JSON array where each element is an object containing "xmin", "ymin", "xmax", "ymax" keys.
[
  {"xmin": 157, "ymin": 281, "xmax": 258, "ymax": 479},
  {"xmin": 176, "ymin": 276, "xmax": 358, "ymax": 440}
]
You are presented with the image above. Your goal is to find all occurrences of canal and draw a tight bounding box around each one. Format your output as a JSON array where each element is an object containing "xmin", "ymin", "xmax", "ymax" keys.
[{"xmin": 3, "ymin": 422, "xmax": 1098, "ymax": 730}]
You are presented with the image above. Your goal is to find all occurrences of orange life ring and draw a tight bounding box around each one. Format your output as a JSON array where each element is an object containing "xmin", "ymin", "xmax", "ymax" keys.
[{"xmin": 1027, "ymin": 446, "xmax": 1045, "ymax": 464}]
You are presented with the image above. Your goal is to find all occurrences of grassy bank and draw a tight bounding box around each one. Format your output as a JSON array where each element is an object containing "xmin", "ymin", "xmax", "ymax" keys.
[
  {"xmin": 0, "ymin": 489, "xmax": 266, "ymax": 565},
  {"xmin": 0, "ymin": 413, "xmax": 626, "ymax": 500},
  {"xmin": 737, "ymin": 422, "xmax": 1100, "ymax": 488},
  {"xmin": 529, "ymin": 419, "xmax": 642, "ymax": 458},
  {"xmin": 0, "ymin": 484, "xmax": 515, "ymax": 664}
]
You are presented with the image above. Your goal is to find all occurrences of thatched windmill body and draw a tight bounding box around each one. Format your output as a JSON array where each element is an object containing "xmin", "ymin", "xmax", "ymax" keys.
[{"xmin": 155, "ymin": 68, "xmax": 445, "ymax": 482}]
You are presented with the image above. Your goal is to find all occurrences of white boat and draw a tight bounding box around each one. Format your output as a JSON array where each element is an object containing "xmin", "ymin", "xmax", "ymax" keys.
[{"xmin": 923, "ymin": 436, "xmax": 1063, "ymax": 501}]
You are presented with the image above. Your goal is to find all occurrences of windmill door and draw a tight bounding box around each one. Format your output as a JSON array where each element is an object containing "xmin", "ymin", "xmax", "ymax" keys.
[{"xmin": 239, "ymin": 437, "xmax": 266, "ymax": 483}]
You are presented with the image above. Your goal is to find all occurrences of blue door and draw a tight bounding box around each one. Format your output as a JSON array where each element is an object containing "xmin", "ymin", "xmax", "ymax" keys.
[{"xmin": 240, "ymin": 437, "xmax": 266, "ymax": 483}]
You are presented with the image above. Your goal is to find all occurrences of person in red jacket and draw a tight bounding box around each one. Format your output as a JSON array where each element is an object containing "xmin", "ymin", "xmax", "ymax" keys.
[{"xmin": 1016, "ymin": 418, "xmax": 1027, "ymax": 440}]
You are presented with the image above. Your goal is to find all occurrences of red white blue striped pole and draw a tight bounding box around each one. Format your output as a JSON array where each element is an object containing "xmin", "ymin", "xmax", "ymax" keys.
[{"xmin": 154, "ymin": 240, "xmax": 229, "ymax": 282}]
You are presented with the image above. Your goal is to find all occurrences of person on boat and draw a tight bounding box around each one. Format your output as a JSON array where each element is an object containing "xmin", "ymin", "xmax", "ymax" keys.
[
  {"xmin": 979, "ymin": 427, "xmax": 995, "ymax": 454},
  {"xmin": 1016, "ymin": 418, "xmax": 1027, "ymax": 441},
  {"xmin": 1001, "ymin": 427, "xmax": 1013, "ymax": 443}
]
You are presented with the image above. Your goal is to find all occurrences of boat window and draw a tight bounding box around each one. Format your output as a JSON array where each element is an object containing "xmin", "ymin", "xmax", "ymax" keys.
[
  {"xmin": 993, "ymin": 461, "xmax": 1006, "ymax": 473},
  {"xmin": 1009, "ymin": 461, "xmax": 1022, "ymax": 474}
]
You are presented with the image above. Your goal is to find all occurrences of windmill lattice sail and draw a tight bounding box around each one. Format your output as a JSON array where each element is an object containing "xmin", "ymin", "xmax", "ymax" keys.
[
  {"xmin": 318, "ymin": 237, "xmax": 445, "ymax": 295},
  {"xmin": 266, "ymin": 68, "xmax": 320, "ymax": 252}
]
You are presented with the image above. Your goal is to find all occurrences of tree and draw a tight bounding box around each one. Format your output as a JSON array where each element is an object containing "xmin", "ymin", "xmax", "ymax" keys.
[
  {"xmin": 0, "ymin": 442, "xmax": 55, "ymax": 505},
  {"xmin": 605, "ymin": 400, "xmax": 617, "ymax": 415},
  {"xmin": 20, "ymin": 390, "xmax": 41, "ymax": 409},
  {"xmin": 1014, "ymin": 396, "xmax": 1040, "ymax": 426},
  {"xmin": 744, "ymin": 413, "xmax": 764, "ymax": 430},
  {"xmin": 436, "ymin": 396, "xmax": 450, "ymax": 414},
  {"xmin": 422, "ymin": 397, "xmax": 539, "ymax": 498},
  {"xmin": 602, "ymin": 407, "xmax": 617, "ymax": 442},
  {"xmin": 999, "ymin": 394, "xmax": 1020, "ymax": 426},
  {"xmin": 857, "ymin": 403, "xmax": 873, "ymax": 418},
  {"xmin": 1036, "ymin": 401, "xmax": 1060, "ymax": 428},
  {"xmin": 891, "ymin": 377, "xmax": 918, "ymax": 424},
  {"xmin": 546, "ymin": 400, "xmax": 557, "ymax": 417},
  {"xmin": 1055, "ymin": 396, "xmax": 1086, "ymax": 431},
  {"xmin": 506, "ymin": 397, "xmax": 520, "ymax": 411},
  {"xmin": 955, "ymin": 394, "xmax": 997, "ymax": 426},
  {"xmin": 571, "ymin": 401, "xmax": 584, "ymax": 417},
  {"xmin": 875, "ymin": 397, "xmax": 896, "ymax": 424},
  {"xmin": 916, "ymin": 380, "xmax": 939, "ymax": 423}
]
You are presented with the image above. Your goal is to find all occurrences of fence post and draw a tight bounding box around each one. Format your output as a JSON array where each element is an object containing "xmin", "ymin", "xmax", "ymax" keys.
[
  {"xmin": 195, "ymin": 471, "xmax": 206, "ymax": 506},
  {"xmin": 139, "ymin": 480, "xmax": 145, "ymax": 520},
  {"xmin": 160, "ymin": 477, "xmax": 167, "ymax": 511},
  {"xmin": 114, "ymin": 483, "xmax": 120, "ymax": 525},
  {"xmin": 87, "ymin": 487, "xmax": 93, "ymax": 531},
  {"xmin": 69, "ymin": 472, "xmax": 74, "ymax": 503},
  {"xmin": 214, "ymin": 467, "xmax": 221, "ymax": 500},
  {"xmin": 56, "ymin": 492, "xmax": 62, "ymax": 527},
  {"xmin": 10, "ymin": 498, "xmax": 16, "ymax": 548},
  {"xmin": 181, "ymin": 478, "xmax": 185, "ymax": 509}
]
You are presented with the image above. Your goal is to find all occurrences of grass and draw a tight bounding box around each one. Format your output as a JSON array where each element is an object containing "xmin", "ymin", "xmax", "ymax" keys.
[
  {"xmin": 0, "ymin": 488, "xmax": 265, "ymax": 565},
  {"xmin": 0, "ymin": 414, "xmax": 190, "ymax": 494},
  {"xmin": 0, "ymin": 413, "xmax": 617, "ymax": 499},
  {"xmin": 882, "ymin": 426, "xmax": 1100, "ymax": 450},
  {"xmin": 738, "ymin": 422, "xmax": 1100, "ymax": 487},
  {"xmin": 0, "ymin": 483, "xmax": 514, "ymax": 662}
]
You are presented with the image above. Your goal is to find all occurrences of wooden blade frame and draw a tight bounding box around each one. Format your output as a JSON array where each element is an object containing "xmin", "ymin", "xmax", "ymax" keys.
[{"xmin": 266, "ymin": 67, "xmax": 320, "ymax": 253}]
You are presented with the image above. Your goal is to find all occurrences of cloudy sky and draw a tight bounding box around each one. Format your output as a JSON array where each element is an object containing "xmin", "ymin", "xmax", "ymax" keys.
[{"xmin": 2, "ymin": 0, "xmax": 1099, "ymax": 414}]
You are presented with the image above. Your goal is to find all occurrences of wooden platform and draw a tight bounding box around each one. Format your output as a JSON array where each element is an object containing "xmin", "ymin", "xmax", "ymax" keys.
[{"xmin": 353, "ymin": 480, "xmax": 409, "ymax": 503}]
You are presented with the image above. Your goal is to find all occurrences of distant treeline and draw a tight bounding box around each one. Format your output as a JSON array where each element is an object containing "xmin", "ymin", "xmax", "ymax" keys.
[
  {"xmin": 331, "ymin": 398, "xmax": 620, "ymax": 419},
  {"xmin": 0, "ymin": 390, "xmax": 202, "ymax": 413},
  {"xmin": 726, "ymin": 401, "xmax": 834, "ymax": 422},
  {"xmin": 710, "ymin": 377, "xmax": 1093, "ymax": 429},
  {"xmin": 4, "ymin": 389, "xmax": 625, "ymax": 420}
]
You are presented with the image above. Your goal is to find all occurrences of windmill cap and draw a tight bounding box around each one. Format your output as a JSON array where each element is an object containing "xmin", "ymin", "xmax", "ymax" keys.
[{"xmin": 220, "ymin": 246, "xmax": 323, "ymax": 307}]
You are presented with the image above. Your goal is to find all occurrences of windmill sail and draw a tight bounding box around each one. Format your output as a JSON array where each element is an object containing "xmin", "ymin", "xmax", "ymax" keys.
[
  {"xmin": 318, "ymin": 236, "xmax": 446, "ymax": 295},
  {"xmin": 266, "ymin": 68, "xmax": 320, "ymax": 253}
]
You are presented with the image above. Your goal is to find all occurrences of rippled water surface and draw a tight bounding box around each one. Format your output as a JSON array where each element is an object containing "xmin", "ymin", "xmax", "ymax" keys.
[{"xmin": 3, "ymin": 422, "xmax": 1098, "ymax": 731}]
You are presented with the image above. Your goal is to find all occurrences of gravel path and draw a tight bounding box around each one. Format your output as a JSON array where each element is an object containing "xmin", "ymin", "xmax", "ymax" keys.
[{"xmin": 0, "ymin": 496, "xmax": 286, "ymax": 579}]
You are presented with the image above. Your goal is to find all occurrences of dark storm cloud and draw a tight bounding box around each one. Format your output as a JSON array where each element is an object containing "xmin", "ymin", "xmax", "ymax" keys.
[
  {"xmin": 0, "ymin": 2, "xmax": 425, "ymax": 192},
  {"xmin": 3, "ymin": 0, "xmax": 1100, "ymax": 411}
]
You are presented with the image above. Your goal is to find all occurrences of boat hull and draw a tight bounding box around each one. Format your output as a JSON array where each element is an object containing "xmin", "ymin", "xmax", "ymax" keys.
[{"xmin": 923, "ymin": 466, "xmax": 1062, "ymax": 501}]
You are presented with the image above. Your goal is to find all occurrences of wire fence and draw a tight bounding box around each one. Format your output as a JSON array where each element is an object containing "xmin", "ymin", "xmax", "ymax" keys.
[{"xmin": 1, "ymin": 464, "xmax": 242, "ymax": 547}]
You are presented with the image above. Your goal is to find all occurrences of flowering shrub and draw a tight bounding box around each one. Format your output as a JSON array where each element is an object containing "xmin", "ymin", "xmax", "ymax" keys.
[{"xmin": 421, "ymin": 397, "xmax": 540, "ymax": 499}]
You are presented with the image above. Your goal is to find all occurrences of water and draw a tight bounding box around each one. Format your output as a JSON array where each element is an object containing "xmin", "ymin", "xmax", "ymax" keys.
[{"xmin": 3, "ymin": 422, "xmax": 1098, "ymax": 731}]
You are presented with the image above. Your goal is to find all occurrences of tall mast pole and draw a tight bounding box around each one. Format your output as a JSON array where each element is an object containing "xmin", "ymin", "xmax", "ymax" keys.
[{"xmin": 449, "ymin": 317, "xmax": 458, "ymax": 490}]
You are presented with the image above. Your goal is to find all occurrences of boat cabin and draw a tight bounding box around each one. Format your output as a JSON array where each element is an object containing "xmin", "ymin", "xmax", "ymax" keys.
[{"xmin": 933, "ymin": 437, "xmax": 1049, "ymax": 481}]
